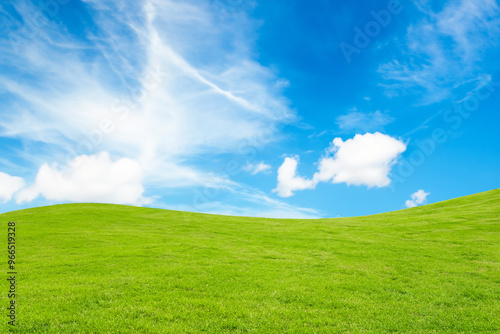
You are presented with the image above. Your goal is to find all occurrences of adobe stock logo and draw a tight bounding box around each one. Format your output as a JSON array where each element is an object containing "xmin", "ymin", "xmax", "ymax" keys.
[
  {"xmin": 340, "ymin": 0, "xmax": 404, "ymax": 64},
  {"xmin": 213, "ymin": 0, "xmax": 245, "ymax": 21},
  {"xmin": 7, "ymin": 0, "xmax": 71, "ymax": 54}
]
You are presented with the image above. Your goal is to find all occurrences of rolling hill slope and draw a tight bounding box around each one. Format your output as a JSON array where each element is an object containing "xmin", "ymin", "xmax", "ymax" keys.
[{"xmin": 1, "ymin": 189, "xmax": 499, "ymax": 333}]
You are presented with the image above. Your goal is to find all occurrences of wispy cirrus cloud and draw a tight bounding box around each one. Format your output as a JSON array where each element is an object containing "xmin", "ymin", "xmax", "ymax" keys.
[
  {"xmin": 336, "ymin": 110, "xmax": 394, "ymax": 133},
  {"xmin": 0, "ymin": 0, "xmax": 301, "ymax": 214},
  {"xmin": 178, "ymin": 186, "xmax": 322, "ymax": 219},
  {"xmin": 378, "ymin": 0, "xmax": 500, "ymax": 104},
  {"xmin": 243, "ymin": 162, "xmax": 272, "ymax": 175}
]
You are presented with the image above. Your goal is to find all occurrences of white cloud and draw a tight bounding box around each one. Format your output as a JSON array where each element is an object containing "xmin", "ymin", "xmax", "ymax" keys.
[
  {"xmin": 16, "ymin": 152, "xmax": 148, "ymax": 205},
  {"xmin": 274, "ymin": 133, "xmax": 407, "ymax": 197},
  {"xmin": 314, "ymin": 133, "xmax": 407, "ymax": 187},
  {"xmin": 0, "ymin": 0, "xmax": 309, "ymax": 214},
  {"xmin": 236, "ymin": 188, "xmax": 321, "ymax": 218},
  {"xmin": 172, "ymin": 186, "xmax": 322, "ymax": 219},
  {"xmin": 0, "ymin": 0, "xmax": 294, "ymax": 185},
  {"xmin": 379, "ymin": 0, "xmax": 500, "ymax": 103},
  {"xmin": 336, "ymin": 110, "xmax": 394, "ymax": 132},
  {"xmin": 405, "ymin": 189, "xmax": 430, "ymax": 208},
  {"xmin": 0, "ymin": 172, "xmax": 25, "ymax": 202},
  {"xmin": 184, "ymin": 201, "xmax": 321, "ymax": 219},
  {"xmin": 243, "ymin": 162, "xmax": 272, "ymax": 175},
  {"xmin": 273, "ymin": 156, "xmax": 316, "ymax": 198}
]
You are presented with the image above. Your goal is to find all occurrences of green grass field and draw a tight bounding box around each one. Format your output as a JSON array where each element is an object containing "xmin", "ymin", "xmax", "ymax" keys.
[{"xmin": 1, "ymin": 189, "xmax": 499, "ymax": 333}]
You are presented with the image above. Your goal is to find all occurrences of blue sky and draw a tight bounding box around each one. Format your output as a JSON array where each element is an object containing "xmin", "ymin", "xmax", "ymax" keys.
[{"xmin": 0, "ymin": 0, "xmax": 499, "ymax": 218}]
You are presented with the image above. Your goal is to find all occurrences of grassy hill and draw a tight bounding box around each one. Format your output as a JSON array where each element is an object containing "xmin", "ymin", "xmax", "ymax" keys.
[{"xmin": 1, "ymin": 189, "xmax": 499, "ymax": 333}]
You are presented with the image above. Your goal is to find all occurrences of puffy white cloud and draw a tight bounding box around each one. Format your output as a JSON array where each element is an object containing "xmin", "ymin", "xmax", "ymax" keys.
[
  {"xmin": 405, "ymin": 189, "xmax": 430, "ymax": 208},
  {"xmin": 243, "ymin": 162, "xmax": 271, "ymax": 175},
  {"xmin": 274, "ymin": 133, "xmax": 406, "ymax": 197},
  {"xmin": 314, "ymin": 132, "xmax": 407, "ymax": 187},
  {"xmin": 272, "ymin": 157, "xmax": 316, "ymax": 197},
  {"xmin": 16, "ymin": 152, "xmax": 148, "ymax": 205},
  {"xmin": 0, "ymin": 172, "xmax": 25, "ymax": 202}
]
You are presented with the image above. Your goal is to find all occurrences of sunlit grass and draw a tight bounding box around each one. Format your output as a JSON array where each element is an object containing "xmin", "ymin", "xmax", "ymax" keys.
[{"xmin": 1, "ymin": 189, "xmax": 499, "ymax": 333}]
